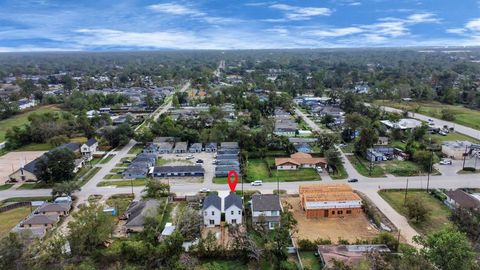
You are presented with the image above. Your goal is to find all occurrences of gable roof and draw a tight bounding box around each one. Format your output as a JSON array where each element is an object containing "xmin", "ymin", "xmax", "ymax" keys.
[
  {"xmin": 85, "ymin": 138, "xmax": 97, "ymax": 147},
  {"xmin": 22, "ymin": 214, "xmax": 58, "ymax": 225},
  {"xmin": 35, "ymin": 203, "xmax": 70, "ymax": 213},
  {"xmin": 446, "ymin": 189, "xmax": 480, "ymax": 209},
  {"xmin": 124, "ymin": 200, "xmax": 160, "ymax": 227},
  {"xmin": 154, "ymin": 165, "xmax": 204, "ymax": 174},
  {"xmin": 203, "ymin": 194, "xmax": 221, "ymax": 210},
  {"xmin": 252, "ymin": 194, "xmax": 281, "ymax": 212},
  {"xmin": 225, "ymin": 192, "xmax": 242, "ymax": 210}
]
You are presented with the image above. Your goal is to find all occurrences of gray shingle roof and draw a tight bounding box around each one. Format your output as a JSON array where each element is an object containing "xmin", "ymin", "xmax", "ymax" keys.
[
  {"xmin": 154, "ymin": 165, "xmax": 204, "ymax": 174},
  {"xmin": 124, "ymin": 200, "xmax": 160, "ymax": 227},
  {"xmin": 252, "ymin": 194, "xmax": 281, "ymax": 211},
  {"xmin": 225, "ymin": 192, "xmax": 242, "ymax": 210},
  {"xmin": 35, "ymin": 203, "xmax": 70, "ymax": 213},
  {"xmin": 86, "ymin": 138, "xmax": 97, "ymax": 147},
  {"xmin": 203, "ymin": 194, "xmax": 221, "ymax": 210},
  {"xmin": 22, "ymin": 214, "xmax": 58, "ymax": 225},
  {"xmin": 446, "ymin": 189, "xmax": 480, "ymax": 209}
]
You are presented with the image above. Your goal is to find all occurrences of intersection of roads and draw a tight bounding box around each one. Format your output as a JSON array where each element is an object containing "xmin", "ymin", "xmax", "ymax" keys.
[{"xmin": 1, "ymin": 95, "xmax": 479, "ymax": 245}]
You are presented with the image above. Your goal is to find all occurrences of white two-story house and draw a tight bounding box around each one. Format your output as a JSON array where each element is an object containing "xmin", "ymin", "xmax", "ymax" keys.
[
  {"xmin": 251, "ymin": 194, "xmax": 282, "ymax": 230},
  {"xmin": 224, "ymin": 192, "xmax": 243, "ymax": 225},
  {"xmin": 80, "ymin": 138, "xmax": 98, "ymax": 161},
  {"xmin": 203, "ymin": 194, "xmax": 221, "ymax": 227}
]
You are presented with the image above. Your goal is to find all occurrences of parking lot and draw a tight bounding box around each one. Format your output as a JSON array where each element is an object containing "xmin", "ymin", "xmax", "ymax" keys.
[{"xmin": 157, "ymin": 152, "xmax": 216, "ymax": 184}]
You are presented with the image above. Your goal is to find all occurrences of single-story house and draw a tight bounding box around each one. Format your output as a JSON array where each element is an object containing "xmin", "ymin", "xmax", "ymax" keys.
[
  {"xmin": 205, "ymin": 142, "xmax": 217, "ymax": 152},
  {"xmin": 157, "ymin": 142, "xmax": 174, "ymax": 154},
  {"xmin": 21, "ymin": 214, "xmax": 59, "ymax": 228},
  {"xmin": 217, "ymin": 149, "xmax": 240, "ymax": 155},
  {"xmin": 380, "ymin": 118, "xmax": 422, "ymax": 130},
  {"xmin": 251, "ymin": 194, "xmax": 282, "ymax": 230},
  {"xmin": 34, "ymin": 203, "xmax": 71, "ymax": 216},
  {"xmin": 216, "ymin": 154, "xmax": 239, "ymax": 160},
  {"xmin": 122, "ymin": 167, "xmax": 148, "ymax": 179},
  {"xmin": 189, "ymin": 143, "xmax": 203, "ymax": 153},
  {"xmin": 445, "ymin": 189, "xmax": 480, "ymax": 210},
  {"xmin": 174, "ymin": 142, "xmax": 188, "ymax": 153},
  {"xmin": 275, "ymin": 152, "xmax": 327, "ymax": 170},
  {"xmin": 143, "ymin": 143, "xmax": 159, "ymax": 154},
  {"xmin": 123, "ymin": 200, "xmax": 161, "ymax": 232},
  {"xmin": 153, "ymin": 165, "xmax": 204, "ymax": 177}
]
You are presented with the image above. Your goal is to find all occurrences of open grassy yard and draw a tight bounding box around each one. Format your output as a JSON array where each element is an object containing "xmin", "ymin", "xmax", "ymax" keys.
[
  {"xmin": 431, "ymin": 132, "xmax": 480, "ymax": 144},
  {"xmin": 0, "ymin": 184, "xmax": 14, "ymax": 190},
  {"xmin": 330, "ymin": 164, "xmax": 349, "ymax": 180},
  {"xmin": 100, "ymin": 154, "xmax": 115, "ymax": 164},
  {"xmin": 347, "ymin": 155, "xmax": 385, "ymax": 177},
  {"xmin": 299, "ymin": 251, "xmax": 321, "ymax": 270},
  {"xmin": 196, "ymin": 260, "xmax": 248, "ymax": 270},
  {"xmin": 78, "ymin": 167, "xmax": 101, "ymax": 186},
  {"xmin": 382, "ymin": 160, "xmax": 424, "ymax": 177},
  {"xmin": 17, "ymin": 182, "xmax": 52, "ymax": 190},
  {"xmin": 97, "ymin": 179, "xmax": 146, "ymax": 187},
  {"xmin": 0, "ymin": 105, "xmax": 64, "ymax": 141},
  {"xmin": 106, "ymin": 193, "xmax": 134, "ymax": 217},
  {"xmin": 127, "ymin": 144, "xmax": 144, "ymax": 155},
  {"xmin": 378, "ymin": 190, "xmax": 452, "ymax": 235},
  {"xmin": 0, "ymin": 197, "xmax": 51, "ymax": 207},
  {"xmin": 0, "ymin": 206, "xmax": 32, "ymax": 238},
  {"xmin": 374, "ymin": 100, "xmax": 480, "ymax": 130},
  {"xmin": 247, "ymin": 158, "xmax": 320, "ymax": 182}
]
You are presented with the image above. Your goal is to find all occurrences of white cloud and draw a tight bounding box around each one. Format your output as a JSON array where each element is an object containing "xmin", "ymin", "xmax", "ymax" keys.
[
  {"xmin": 466, "ymin": 18, "xmax": 480, "ymax": 31},
  {"xmin": 406, "ymin": 13, "xmax": 439, "ymax": 23},
  {"xmin": 147, "ymin": 3, "xmax": 205, "ymax": 16},
  {"xmin": 447, "ymin": 28, "xmax": 466, "ymax": 34},
  {"xmin": 349, "ymin": 2, "xmax": 361, "ymax": 6},
  {"xmin": 270, "ymin": 4, "xmax": 332, "ymax": 20},
  {"xmin": 305, "ymin": 27, "xmax": 363, "ymax": 37}
]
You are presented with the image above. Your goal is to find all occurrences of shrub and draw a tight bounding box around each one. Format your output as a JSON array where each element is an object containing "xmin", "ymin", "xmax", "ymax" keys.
[
  {"xmin": 462, "ymin": 167, "xmax": 476, "ymax": 172},
  {"xmin": 430, "ymin": 189, "xmax": 447, "ymax": 201},
  {"xmin": 273, "ymin": 189, "xmax": 287, "ymax": 195},
  {"xmin": 297, "ymin": 239, "xmax": 317, "ymax": 251}
]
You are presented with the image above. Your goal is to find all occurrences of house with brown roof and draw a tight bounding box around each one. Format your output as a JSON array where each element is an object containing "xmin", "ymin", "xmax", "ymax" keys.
[
  {"xmin": 275, "ymin": 152, "xmax": 327, "ymax": 170},
  {"xmin": 21, "ymin": 214, "xmax": 59, "ymax": 228},
  {"xmin": 299, "ymin": 183, "xmax": 362, "ymax": 218},
  {"xmin": 445, "ymin": 189, "xmax": 480, "ymax": 210},
  {"xmin": 34, "ymin": 203, "xmax": 71, "ymax": 216}
]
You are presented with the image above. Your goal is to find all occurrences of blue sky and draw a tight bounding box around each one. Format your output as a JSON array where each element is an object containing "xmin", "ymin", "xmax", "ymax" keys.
[{"xmin": 0, "ymin": 0, "xmax": 479, "ymax": 51}]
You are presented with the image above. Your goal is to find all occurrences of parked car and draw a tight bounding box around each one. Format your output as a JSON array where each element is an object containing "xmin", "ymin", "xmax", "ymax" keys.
[
  {"xmin": 439, "ymin": 131, "xmax": 447, "ymax": 136},
  {"xmin": 316, "ymin": 167, "xmax": 323, "ymax": 173},
  {"xmin": 186, "ymin": 155, "xmax": 194, "ymax": 160},
  {"xmin": 196, "ymin": 159, "xmax": 204, "ymax": 163},
  {"xmin": 439, "ymin": 159, "xmax": 452, "ymax": 165},
  {"xmin": 251, "ymin": 180, "xmax": 263, "ymax": 186},
  {"xmin": 348, "ymin": 178, "xmax": 359, "ymax": 183},
  {"xmin": 199, "ymin": 188, "xmax": 210, "ymax": 193}
]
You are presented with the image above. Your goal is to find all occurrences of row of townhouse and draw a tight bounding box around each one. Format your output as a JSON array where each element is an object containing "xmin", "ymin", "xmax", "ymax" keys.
[
  {"xmin": 151, "ymin": 137, "xmax": 218, "ymax": 154},
  {"xmin": 214, "ymin": 142, "xmax": 240, "ymax": 177},
  {"xmin": 122, "ymin": 153, "xmax": 157, "ymax": 179}
]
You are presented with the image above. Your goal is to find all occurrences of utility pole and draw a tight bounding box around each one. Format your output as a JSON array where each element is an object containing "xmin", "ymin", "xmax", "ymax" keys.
[
  {"xmin": 462, "ymin": 145, "xmax": 468, "ymax": 170},
  {"xmin": 404, "ymin": 178, "xmax": 409, "ymax": 205},
  {"xmin": 130, "ymin": 178, "xmax": 134, "ymax": 197},
  {"xmin": 426, "ymin": 137, "xmax": 432, "ymax": 193}
]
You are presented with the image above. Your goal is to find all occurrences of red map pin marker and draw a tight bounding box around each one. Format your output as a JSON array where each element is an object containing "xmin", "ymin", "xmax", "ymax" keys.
[{"xmin": 227, "ymin": 170, "xmax": 238, "ymax": 192}]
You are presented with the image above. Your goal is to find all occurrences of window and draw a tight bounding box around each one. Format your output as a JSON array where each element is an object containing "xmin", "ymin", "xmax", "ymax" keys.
[
  {"xmin": 332, "ymin": 211, "xmax": 335, "ymax": 215},
  {"xmin": 338, "ymin": 210, "xmax": 343, "ymax": 214},
  {"xmin": 204, "ymin": 211, "xmax": 207, "ymax": 216},
  {"xmin": 232, "ymin": 219, "xmax": 237, "ymax": 224},
  {"xmin": 231, "ymin": 211, "xmax": 234, "ymax": 215},
  {"xmin": 346, "ymin": 210, "xmax": 352, "ymax": 214},
  {"xmin": 271, "ymin": 210, "xmax": 279, "ymax": 216},
  {"xmin": 210, "ymin": 220, "xmax": 214, "ymax": 225},
  {"xmin": 238, "ymin": 210, "xmax": 241, "ymax": 215},
  {"xmin": 211, "ymin": 211, "xmax": 215, "ymax": 215}
]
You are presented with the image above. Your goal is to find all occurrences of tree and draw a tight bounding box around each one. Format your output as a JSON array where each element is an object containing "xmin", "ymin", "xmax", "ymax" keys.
[
  {"xmin": 441, "ymin": 108, "xmax": 456, "ymax": 121},
  {"xmin": 0, "ymin": 233, "xmax": 24, "ymax": 269},
  {"xmin": 354, "ymin": 127, "xmax": 378, "ymax": 156},
  {"xmin": 413, "ymin": 150, "xmax": 438, "ymax": 172},
  {"xmin": 35, "ymin": 148, "xmax": 76, "ymax": 183},
  {"xmin": 320, "ymin": 114, "xmax": 335, "ymax": 127},
  {"xmin": 67, "ymin": 204, "xmax": 115, "ymax": 256},
  {"xmin": 156, "ymin": 231, "xmax": 185, "ymax": 268},
  {"xmin": 266, "ymin": 203, "xmax": 297, "ymax": 269},
  {"xmin": 62, "ymin": 75, "xmax": 77, "ymax": 94},
  {"xmin": 48, "ymin": 135, "xmax": 70, "ymax": 147},
  {"xmin": 174, "ymin": 206, "xmax": 202, "ymax": 241},
  {"xmin": 51, "ymin": 181, "xmax": 80, "ymax": 197},
  {"xmin": 325, "ymin": 148, "xmax": 343, "ymax": 172},
  {"xmin": 450, "ymin": 207, "xmax": 480, "ymax": 243},
  {"xmin": 317, "ymin": 133, "xmax": 339, "ymax": 152},
  {"xmin": 228, "ymin": 225, "xmax": 262, "ymax": 264},
  {"xmin": 345, "ymin": 112, "xmax": 368, "ymax": 138},
  {"xmin": 195, "ymin": 231, "xmax": 222, "ymax": 258},
  {"xmin": 23, "ymin": 234, "xmax": 68, "ymax": 269},
  {"xmin": 414, "ymin": 226, "xmax": 477, "ymax": 270},
  {"xmin": 143, "ymin": 180, "xmax": 170, "ymax": 199},
  {"xmin": 101, "ymin": 123, "xmax": 133, "ymax": 148},
  {"xmin": 135, "ymin": 129, "xmax": 154, "ymax": 144},
  {"xmin": 405, "ymin": 195, "xmax": 430, "ymax": 223}
]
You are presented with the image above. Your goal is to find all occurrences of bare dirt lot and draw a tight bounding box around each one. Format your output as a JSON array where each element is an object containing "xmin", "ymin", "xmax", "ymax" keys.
[
  {"xmin": 0, "ymin": 151, "xmax": 46, "ymax": 182},
  {"xmin": 283, "ymin": 197, "xmax": 379, "ymax": 244}
]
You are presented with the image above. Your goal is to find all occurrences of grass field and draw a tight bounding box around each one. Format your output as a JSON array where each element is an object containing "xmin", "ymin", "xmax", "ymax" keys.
[
  {"xmin": 0, "ymin": 184, "xmax": 13, "ymax": 190},
  {"xmin": 0, "ymin": 196, "xmax": 51, "ymax": 207},
  {"xmin": 14, "ymin": 143, "xmax": 52, "ymax": 151},
  {"xmin": 17, "ymin": 182, "xmax": 52, "ymax": 190},
  {"xmin": 97, "ymin": 179, "xmax": 146, "ymax": 187},
  {"xmin": 106, "ymin": 194, "xmax": 134, "ymax": 217},
  {"xmin": 78, "ymin": 167, "xmax": 101, "ymax": 186},
  {"xmin": 383, "ymin": 160, "xmax": 424, "ymax": 177},
  {"xmin": 330, "ymin": 164, "xmax": 349, "ymax": 180},
  {"xmin": 299, "ymin": 251, "xmax": 321, "ymax": 270},
  {"xmin": 431, "ymin": 132, "xmax": 480, "ymax": 144},
  {"xmin": 100, "ymin": 154, "xmax": 115, "ymax": 164},
  {"xmin": 0, "ymin": 206, "xmax": 32, "ymax": 238},
  {"xmin": 379, "ymin": 190, "xmax": 452, "ymax": 235},
  {"xmin": 0, "ymin": 105, "xmax": 64, "ymax": 141},
  {"xmin": 156, "ymin": 158, "xmax": 192, "ymax": 166},
  {"xmin": 197, "ymin": 260, "xmax": 248, "ymax": 270},
  {"xmin": 127, "ymin": 144, "xmax": 144, "ymax": 155},
  {"xmin": 247, "ymin": 158, "xmax": 320, "ymax": 182},
  {"xmin": 347, "ymin": 155, "xmax": 385, "ymax": 177},
  {"xmin": 374, "ymin": 100, "xmax": 480, "ymax": 130}
]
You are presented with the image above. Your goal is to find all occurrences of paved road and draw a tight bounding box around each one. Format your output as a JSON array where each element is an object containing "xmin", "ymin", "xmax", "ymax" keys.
[{"xmin": 368, "ymin": 103, "xmax": 480, "ymax": 140}]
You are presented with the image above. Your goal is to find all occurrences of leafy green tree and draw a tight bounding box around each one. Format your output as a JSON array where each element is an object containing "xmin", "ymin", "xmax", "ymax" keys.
[
  {"xmin": 413, "ymin": 150, "xmax": 438, "ymax": 172},
  {"xmin": 143, "ymin": 181, "xmax": 170, "ymax": 199},
  {"xmin": 0, "ymin": 233, "xmax": 24, "ymax": 269},
  {"xmin": 354, "ymin": 127, "xmax": 378, "ymax": 156},
  {"xmin": 35, "ymin": 148, "xmax": 76, "ymax": 183},
  {"xmin": 23, "ymin": 234, "xmax": 68, "ymax": 269},
  {"xmin": 345, "ymin": 112, "xmax": 368, "ymax": 138},
  {"xmin": 325, "ymin": 148, "xmax": 343, "ymax": 172},
  {"xmin": 441, "ymin": 108, "xmax": 456, "ymax": 121},
  {"xmin": 317, "ymin": 133, "xmax": 339, "ymax": 152},
  {"xmin": 51, "ymin": 181, "xmax": 80, "ymax": 197},
  {"xmin": 405, "ymin": 195, "xmax": 430, "ymax": 223},
  {"xmin": 414, "ymin": 226, "xmax": 477, "ymax": 270},
  {"xmin": 67, "ymin": 204, "xmax": 115, "ymax": 256},
  {"xmin": 175, "ymin": 206, "xmax": 202, "ymax": 241},
  {"xmin": 47, "ymin": 135, "xmax": 70, "ymax": 147}
]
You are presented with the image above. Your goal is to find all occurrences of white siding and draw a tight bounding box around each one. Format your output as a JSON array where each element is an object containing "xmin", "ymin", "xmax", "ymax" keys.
[
  {"xmin": 203, "ymin": 205, "xmax": 221, "ymax": 227},
  {"xmin": 225, "ymin": 205, "xmax": 242, "ymax": 225}
]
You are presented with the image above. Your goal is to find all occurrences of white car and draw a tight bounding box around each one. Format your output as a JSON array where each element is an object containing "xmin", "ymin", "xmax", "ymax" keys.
[
  {"xmin": 316, "ymin": 167, "xmax": 323, "ymax": 173},
  {"xmin": 439, "ymin": 159, "xmax": 452, "ymax": 165},
  {"xmin": 251, "ymin": 180, "xmax": 263, "ymax": 186},
  {"xmin": 199, "ymin": 188, "xmax": 210, "ymax": 193},
  {"xmin": 186, "ymin": 155, "xmax": 194, "ymax": 160},
  {"xmin": 438, "ymin": 131, "xmax": 447, "ymax": 136}
]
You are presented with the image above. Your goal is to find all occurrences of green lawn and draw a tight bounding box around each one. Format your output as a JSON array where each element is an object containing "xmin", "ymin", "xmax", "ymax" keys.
[
  {"xmin": 97, "ymin": 179, "xmax": 146, "ymax": 187},
  {"xmin": 197, "ymin": 260, "xmax": 248, "ymax": 270},
  {"xmin": 0, "ymin": 184, "xmax": 14, "ymax": 191},
  {"xmin": 156, "ymin": 158, "xmax": 192, "ymax": 166},
  {"xmin": 100, "ymin": 154, "xmax": 115, "ymax": 164},
  {"xmin": 246, "ymin": 158, "xmax": 320, "ymax": 182},
  {"xmin": 14, "ymin": 143, "xmax": 53, "ymax": 151},
  {"xmin": 0, "ymin": 206, "xmax": 32, "ymax": 238},
  {"xmin": 127, "ymin": 144, "xmax": 144, "ymax": 155},
  {"xmin": 104, "ymin": 174, "xmax": 123, "ymax": 180},
  {"xmin": 17, "ymin": 182, "xmax": 52, "ymax": 190},
  {"xmin": 78, "ymin": 167, "xmax": 101, "ymax": 186},
  {"xmin": 347, "ymin": 155, "xmax": 385, "ymax": 177},
  {"xmin": 0, "ymin": 105, "xmax": 63, "ymax": 141},
  {"xmin": 383, "ymin": 160, "xmax": 425, "ymax": 177},
  {"xmin": 106, "ymin": 194, "xmax": 134, "ymax": 217},
  {"xmin": 431, "ymin": 132, "xmax": 480, "ymax": 144},
  {"xmin": 299, "ymin": 251, "xmax": 321, "ymax": 270},
  {"xmin": 379, "ymin": 190, "xmax": 452, "ymax": 235},
  {"xmin": 373, "ymin": 100, "xmax": 480, "ymax": 130}
]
